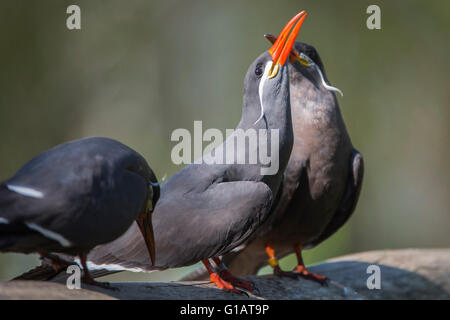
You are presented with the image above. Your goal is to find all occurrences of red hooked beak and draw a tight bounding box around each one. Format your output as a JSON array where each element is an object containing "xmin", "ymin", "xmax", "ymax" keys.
[
  {"xmin": 269, "ymin": 11, "xmax": 307, "ymax": 66},
  {"xmin": 266, "ymin": 11, "xmax": 307, "ymax": 78},
  {"xmin": 264, "ymin": 33, "xmax": 299, "ymax": 64}
]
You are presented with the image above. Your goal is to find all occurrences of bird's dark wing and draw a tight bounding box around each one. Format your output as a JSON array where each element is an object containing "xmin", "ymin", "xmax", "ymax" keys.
[
  {"xmin": 312, "ymin": 149, "xmax": 364, "ymax": 246},
  {"xmin": 84, "ymin": 179, "xmax": 273, "ymax": 272},
  {"xmin": 0, "ymin": 138, "xmax": 150, "ymax": 251},
  {"xmin": 0, "ymin": 183, "xmax": 57, "ymax": 252},
  {"xmin": 180, "ymin": 160, "xmax": 307, "ymax": 281}
]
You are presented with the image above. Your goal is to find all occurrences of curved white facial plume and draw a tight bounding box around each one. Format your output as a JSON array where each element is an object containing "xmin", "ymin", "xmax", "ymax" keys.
[
  {"xmin": 300, "ymin": 53, "xmax": 343, "ymax": 97},
  {"xmin": 254, "ymin": 61, "xmax": 274, "ymax": 125}
]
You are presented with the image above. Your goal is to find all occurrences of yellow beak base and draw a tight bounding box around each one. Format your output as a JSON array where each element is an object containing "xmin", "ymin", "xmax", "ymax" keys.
[{"xmin": 268, "ymin": 63, "xmax": 280, "ymax": 79}]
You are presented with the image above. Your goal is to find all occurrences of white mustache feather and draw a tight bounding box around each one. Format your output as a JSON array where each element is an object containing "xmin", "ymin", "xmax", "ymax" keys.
[
  {"xmin": 300, "ymin": 53, "xmax": 343, "ymax": 97},
  {"xmin": 254, "ymin": 61, "xmax": 273, "ymax": 125}
]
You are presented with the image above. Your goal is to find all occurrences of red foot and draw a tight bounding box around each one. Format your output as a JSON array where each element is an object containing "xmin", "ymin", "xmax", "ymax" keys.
[
  {"xmin": 209, "ymin": 272, "xmax": 245, "ymax": 295},
  {"xmin": 273, "ymin": 265, "xmax": 300, "ymax": 279},
  {"xmin": 293, "ymin": 265, "xmax": 328, "ymax": 286},
  {"xmin": 219, "ymin": 269, "xmax": 255, "ymax": 293}
]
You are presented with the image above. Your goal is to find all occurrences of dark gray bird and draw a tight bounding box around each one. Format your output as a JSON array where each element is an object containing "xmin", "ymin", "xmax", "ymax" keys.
[
  {"xmin": 183, "ymin": 35, "xmax": 364, "ymax": 283},
  {"xmin": 40, "ymin": 12, "xmax": 307, "ymax": 294},
  {"xmin": 0, "ymin": 137, "xmax": 159, "ymax": 288},
  {"xmin": 13, "ymin": 12, "xmax": 308, "ymax": 293}
]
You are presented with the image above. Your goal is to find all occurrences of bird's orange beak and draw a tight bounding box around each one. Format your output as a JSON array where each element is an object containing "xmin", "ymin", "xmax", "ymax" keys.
[
  {"xmin": 265, "ymin": 33, "xmax": 312, "ymax": 66},
  {"xmin": 267, "ymin": 11, "xmax": 308, "ymax": 78}
]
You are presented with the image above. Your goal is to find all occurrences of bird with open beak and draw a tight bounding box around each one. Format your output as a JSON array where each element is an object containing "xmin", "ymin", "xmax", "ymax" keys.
[
  {"xmin": 184, "ymin": 13, "xmax": 364, "ymax": 284},
  {"xmin": 13, "ymin": 11, "xmax": 309, "ymax": 295},
  {"xmin": 29, "ymin": 11, "xmax": 306, "ymax": 295},
  {"xmin": 0, "ymin": 137, "xmax": 159, "ymax": 289}
]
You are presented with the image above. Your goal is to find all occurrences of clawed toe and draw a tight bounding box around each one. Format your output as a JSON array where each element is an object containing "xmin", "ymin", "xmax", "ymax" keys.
[
  {"xmin": 210, "ymin": 273, "xmax": 247, "ymax": 295},
  {"xmin": 293, "ymin": 266, "xmax": 329, "ymax": 286},
  {"xmin": 273, "ymin": 266, "xmax": 299, "ymax": 279},
  {"xmin": 219, "ymin": 270, "xmax": 256, "ymax": 293}
]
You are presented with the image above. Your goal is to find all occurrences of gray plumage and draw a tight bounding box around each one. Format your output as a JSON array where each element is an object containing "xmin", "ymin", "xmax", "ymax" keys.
[
  {"xmin": 76, "ymin": 52, "xmax": 294, "ymax": 272},
  {"xmin": 184, "ymin": 41, "xmax": 364, "ymax": 279}
]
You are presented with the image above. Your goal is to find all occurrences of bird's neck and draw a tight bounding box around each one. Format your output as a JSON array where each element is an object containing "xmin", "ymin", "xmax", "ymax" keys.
[
  {"xmin": 239, "ymin": 92, "xmax": 293, "ymax": 141},
  {"xmin": 216, "ymin": 91, "xmax": 294, "ymax": 193},
  {"xmin": 290, "ymin": 79, "xmax": 352, "ymax": 161}
]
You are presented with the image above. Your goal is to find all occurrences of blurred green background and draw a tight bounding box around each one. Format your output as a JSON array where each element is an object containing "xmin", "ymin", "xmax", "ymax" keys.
[{"xmin": 0, "ymin": 0, "xmax": 449, "ymax": 282}]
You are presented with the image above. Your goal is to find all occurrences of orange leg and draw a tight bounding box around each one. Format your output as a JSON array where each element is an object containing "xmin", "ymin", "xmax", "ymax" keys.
[
  {"xmin": 202, "ymin": 259, "xmax": 244, "ymax": 295},
  {"xmin": 212, "ymin": 257, "xmax": 255, "ymax": 293},
  {"xmin": 265, "ymin": 241, "xmax": 298, "ymax": 279},
  {"xmin": 293, "ymin": 244, "xmax": 328, "ymax": 285}
]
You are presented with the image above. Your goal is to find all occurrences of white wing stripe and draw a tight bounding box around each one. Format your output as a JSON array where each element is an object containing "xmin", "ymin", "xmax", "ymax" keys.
[
  {"xmin": 74, "ymin": 258, "xmax": 149, "ymax": 273},
  {"xmin": 7, "ymin": 184, "xmax": 44, "ymax": 199},
  {"xmin": 25, "ymin": 222, "xmax": 72, "ymax": 247}
]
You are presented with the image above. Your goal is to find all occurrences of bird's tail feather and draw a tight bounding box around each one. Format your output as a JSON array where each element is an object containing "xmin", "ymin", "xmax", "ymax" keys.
[
  {"xmin": 13, "ymin": 264, "xmax": 61, "ymax": 281},
  {"xmin": 12, "ymin": 257, "xmax": 120, "ymax": 282}
]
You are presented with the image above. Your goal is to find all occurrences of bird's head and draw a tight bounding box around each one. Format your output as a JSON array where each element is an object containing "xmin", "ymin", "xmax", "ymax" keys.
[
  {"xmin": 242, "ymin": 11, "xmax": 308, "ymax": 125},
  {"xmin": 264, "ymin": 35, "xmax": 325, "ymax": 73},
  {"xmin": 264, "ymin": 32, "xmax": 343, "ymax": 97}
]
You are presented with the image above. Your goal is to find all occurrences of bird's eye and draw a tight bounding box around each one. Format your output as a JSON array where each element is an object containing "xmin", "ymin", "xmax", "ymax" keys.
[{"xmin": 255, "ymin": 65, "xmax": 264, "ymax": 77}]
